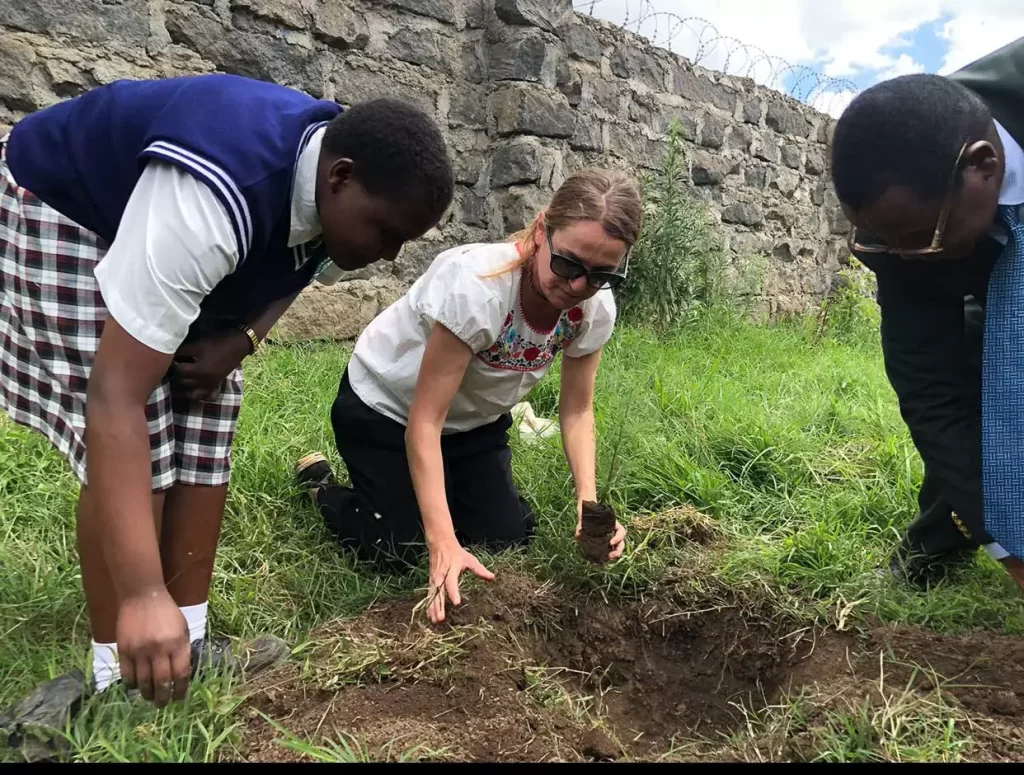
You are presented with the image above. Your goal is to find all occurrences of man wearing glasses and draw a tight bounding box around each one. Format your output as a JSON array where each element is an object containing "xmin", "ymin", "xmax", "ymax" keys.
[{"xmin": 830, "ymin": 37, "xmax": 1024, "ymax": 592}]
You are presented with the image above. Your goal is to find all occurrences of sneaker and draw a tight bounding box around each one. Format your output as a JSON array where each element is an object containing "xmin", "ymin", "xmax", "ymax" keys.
[
  {"xmin": 295, "ymin": 452, "xmax": 337, "ymax": 494},
  {"xmin": 191, "ymin": 634, "xmax": 289, "ymax": 682},
  {"xmin": 887, "ymin": 547, "xmax": 975, "ymax": 590}
]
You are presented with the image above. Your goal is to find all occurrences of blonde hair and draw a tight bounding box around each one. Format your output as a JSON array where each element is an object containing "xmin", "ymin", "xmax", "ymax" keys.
[{"xmin": 486, "ymin": 168, "xmax": 643, "ymax": 278}]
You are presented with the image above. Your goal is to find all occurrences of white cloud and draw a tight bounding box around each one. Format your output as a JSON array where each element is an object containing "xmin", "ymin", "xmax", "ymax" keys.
[
  {"xmin": 875, "ymin": 53, "xmax": 927, "ymax": 81},
  {"xmin": 582, "ymin": 0, "xmax": 1024, "ymax": 114},
  {"xmin": 809, "ymin": 89, "xmax": 858, "ymax": 119},
  {"xmin": 938, "ymin": 9, "xmax": 1024, "ymax": 73},
  {"xmin": 582, "ymin": 1, "xmax": 938, "ymax": 76},
  {"xmin": 807, "ymin": 1, "xmax": 941, "ymax": 77}
]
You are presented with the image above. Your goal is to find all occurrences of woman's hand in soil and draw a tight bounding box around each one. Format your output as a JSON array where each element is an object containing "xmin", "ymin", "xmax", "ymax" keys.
[
  {"xmin": 426, "ymin": 539, "xmax": 495, "ymax": 624},
  {"xmin": 117, "ymin": 589, "xmax": 192, "ymax": 707},
  {"xmin": 170, "ymin": 329, "xmax": 251, "ymax": 401}
]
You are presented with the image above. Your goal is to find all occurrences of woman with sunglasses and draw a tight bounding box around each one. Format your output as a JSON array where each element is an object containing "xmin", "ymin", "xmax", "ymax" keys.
[{"xmin": 295, "ymin": 168, "xmax": 642, "ymax": 622}]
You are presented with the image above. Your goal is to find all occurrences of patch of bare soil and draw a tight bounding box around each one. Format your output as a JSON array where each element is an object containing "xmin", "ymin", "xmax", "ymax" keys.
[
  {"xmin": 236, "ymin": 568, "xmax": 833, "ymax": 763},
  {"xmin": 862, "ymin": 624, "xmax": 1024, "ymax": 761},
  {"xmin": 233, "ymin": 507, "xmax": 1024, "ymax": 763}
]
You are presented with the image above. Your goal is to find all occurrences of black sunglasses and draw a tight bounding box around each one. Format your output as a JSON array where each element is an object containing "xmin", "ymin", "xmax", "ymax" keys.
[{"xmin": 545, "ymin": 225, "xmax": 629, "ymax": 290}]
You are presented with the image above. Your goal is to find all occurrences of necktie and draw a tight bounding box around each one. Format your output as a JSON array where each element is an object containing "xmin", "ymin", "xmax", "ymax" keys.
[{"xmin": 982, "ymin": 204, "xmax": 1024, "ymax": 558}]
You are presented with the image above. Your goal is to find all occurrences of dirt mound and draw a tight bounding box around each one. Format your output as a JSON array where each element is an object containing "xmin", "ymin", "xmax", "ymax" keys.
[
  {"xmin": 630, "ymin": 505, "xmax": 720, "ymax": 549},
  {"xmin": 238, "ymin": 572, "xmax": 835, "ymax": 762},
  {"xmin": 236, "ymin": 572, "xmax": 1024, "ymax": 763}
]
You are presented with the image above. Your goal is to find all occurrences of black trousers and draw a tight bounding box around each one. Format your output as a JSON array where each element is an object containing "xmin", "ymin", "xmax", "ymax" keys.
[
  {"xmin": 318, "ymin": 370, "xmax": 536, "ymax": 571},
  {"xmin": 894, "ymin": 297, "xmax": 985, "ymax": 575}
]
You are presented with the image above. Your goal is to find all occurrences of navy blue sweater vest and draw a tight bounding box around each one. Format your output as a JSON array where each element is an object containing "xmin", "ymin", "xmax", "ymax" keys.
[{"xmin": 7, "ymin": 73, "xmax": 342, "ymax": 339}]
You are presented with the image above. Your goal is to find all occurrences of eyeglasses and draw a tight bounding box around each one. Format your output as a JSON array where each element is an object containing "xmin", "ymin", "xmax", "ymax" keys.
[
  {"xmin": 545, "ymin": 225, "xmax": 629, "ymax": 290},
  {"xmin": 847, "ymin": 141, "xmax": 970, "ymax": 257}
]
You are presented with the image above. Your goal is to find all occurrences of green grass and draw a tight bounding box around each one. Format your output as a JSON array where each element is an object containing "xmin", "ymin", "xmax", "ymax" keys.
[
  {"xmin": 260, "ymin": 715, "xmax": 454, "ymax": 763},
  {"xmin": 0, "ymin": 310, "xmax": 1020, "ymax": 761}
]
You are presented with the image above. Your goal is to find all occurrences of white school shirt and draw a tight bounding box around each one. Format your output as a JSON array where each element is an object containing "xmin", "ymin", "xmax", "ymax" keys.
[
  {"xmin": 88, "ymin": 127, "xmax": 326, "ymax": 355},
  {"xmin": 347, "ymin": 242, "xmax": 617, "ymax": 433}
]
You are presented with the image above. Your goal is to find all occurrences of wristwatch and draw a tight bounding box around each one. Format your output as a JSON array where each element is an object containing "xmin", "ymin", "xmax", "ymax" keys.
[{"xmin": 238, "ymin": 324, "xmax": 262, "ymax": 356}]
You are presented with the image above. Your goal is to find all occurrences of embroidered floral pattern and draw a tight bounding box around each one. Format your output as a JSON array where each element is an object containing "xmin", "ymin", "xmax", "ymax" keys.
[{"xmin": 477, "ymin": 306, "xmax": 584, "ymax": 372}]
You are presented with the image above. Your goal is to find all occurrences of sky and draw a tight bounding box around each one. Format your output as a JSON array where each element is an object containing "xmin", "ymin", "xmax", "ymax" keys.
[{"xmin": 580, "ymin": 0, "xmax": 1024, "ymax": 116}]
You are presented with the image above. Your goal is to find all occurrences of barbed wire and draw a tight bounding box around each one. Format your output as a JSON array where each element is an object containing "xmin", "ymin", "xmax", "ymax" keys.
[{"xmin": 575, "ymin": 0, "xmax": 858, "ymax": 116}]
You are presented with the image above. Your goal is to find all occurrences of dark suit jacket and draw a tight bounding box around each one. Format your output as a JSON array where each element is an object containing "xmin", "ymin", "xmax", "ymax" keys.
[{"xmin": 855, "ymin": 36, "xmax": 1024, "ymax": 544}]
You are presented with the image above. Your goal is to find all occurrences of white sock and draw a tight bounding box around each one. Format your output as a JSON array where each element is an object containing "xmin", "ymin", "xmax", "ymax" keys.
[
  {"xmin": 92, "ymin": 641, "xmax": 120, "ymax": 693},
  {"xmin": 180, "ymin": 601, "xmax": 208, "ymax": 644}
]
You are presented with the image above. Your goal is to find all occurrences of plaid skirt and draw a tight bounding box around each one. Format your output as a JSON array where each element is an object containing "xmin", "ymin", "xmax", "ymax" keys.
[{"xmin": 0, "ymin": 140, "xmax": 243, "ymax": 491}]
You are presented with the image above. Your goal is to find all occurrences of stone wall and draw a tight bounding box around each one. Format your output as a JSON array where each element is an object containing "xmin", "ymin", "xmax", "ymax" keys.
[{"xmin": 0, "ymin": 0, "xmax": 850, "ymax": 338}]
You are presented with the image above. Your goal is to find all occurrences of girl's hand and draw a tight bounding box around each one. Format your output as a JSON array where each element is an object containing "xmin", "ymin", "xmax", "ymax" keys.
[
  {"xmin": 170, "ymin": 329, "xmax": 252, "ymax": 401},
  {"xmin": 425, "ymin": 538, "xmax": 495, "ymax": 624},
  {"xmin": 117, "ymin": 589, "xmax": 192, "ymax": 707}
]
